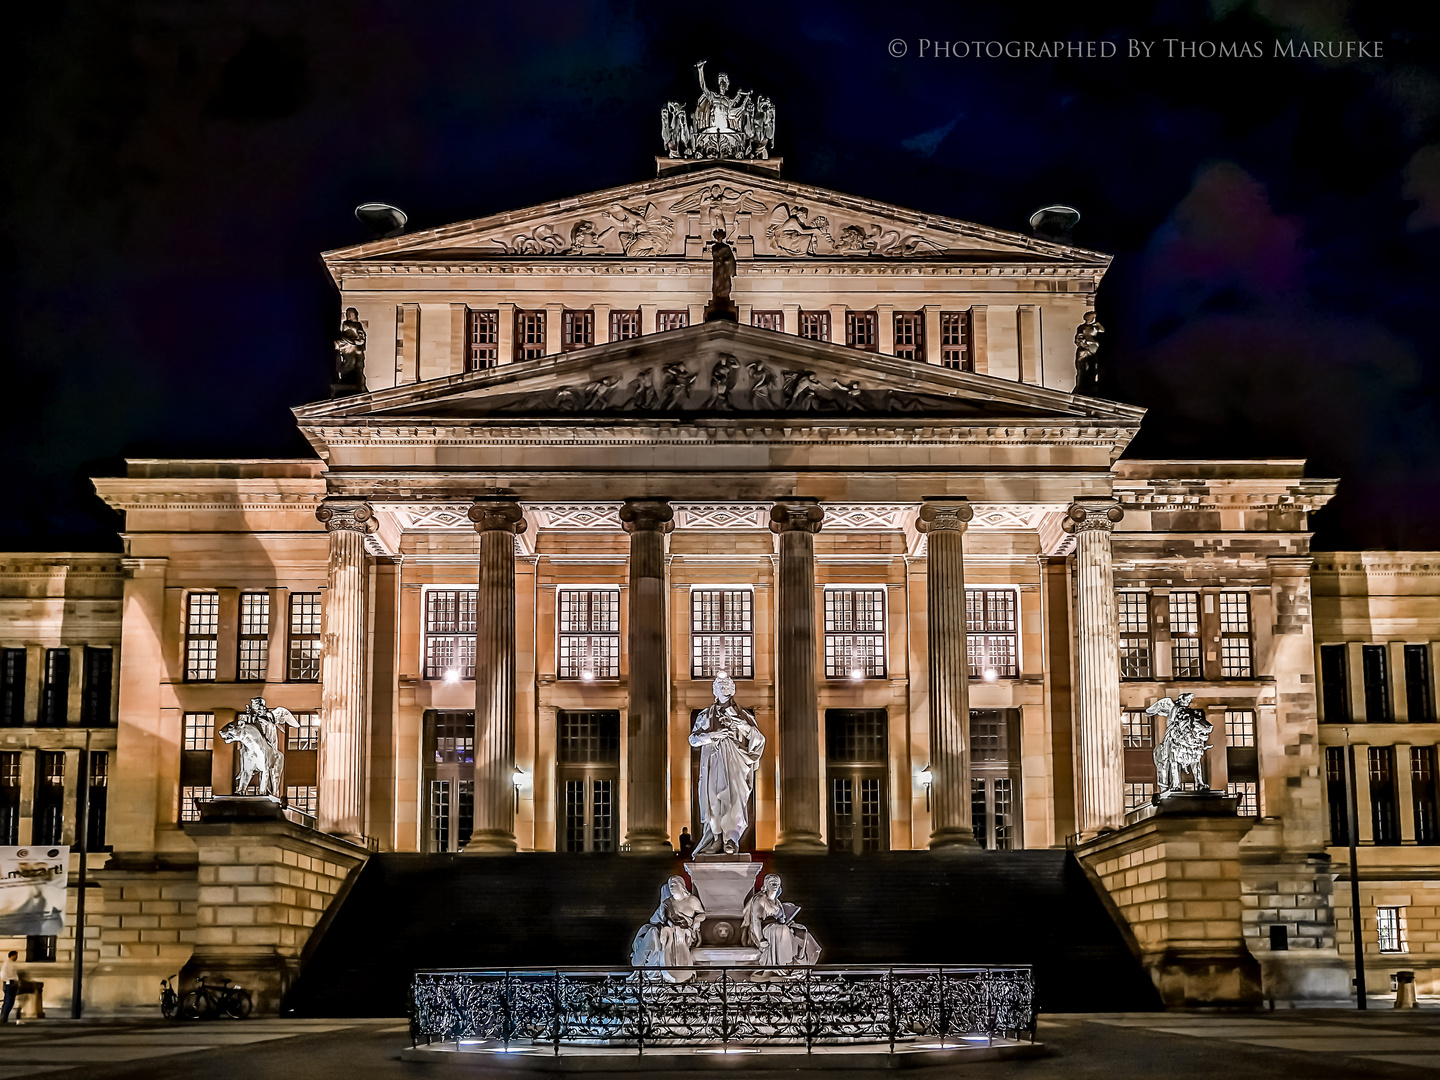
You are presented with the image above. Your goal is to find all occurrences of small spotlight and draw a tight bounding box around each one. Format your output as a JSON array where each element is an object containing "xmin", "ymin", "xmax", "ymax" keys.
[
  {"xmin": 983, "ymin": 668, "xmax": 998, "ymax": 682},
  {"xmin": 850, "ymin": 669, "xmax": 864, "ymax": 681},
  {"xmin": 443, "ymin": 667, "xmax": 461, "ymax": 685},
  {"xmin": 512, "ymin": 767, "xmax": 527, "ymax": 789},
  {"xmin": 581, "ymin": 669, "xmax": 595, "ymax": 683}
]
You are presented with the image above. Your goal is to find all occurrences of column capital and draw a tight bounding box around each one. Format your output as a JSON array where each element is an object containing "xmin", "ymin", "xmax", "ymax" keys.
[
  {"xmin": 316, "ymin": 498, "xmax": 376, "ymax": 534},
  {"xmin": 769, "ymin": 499, "xmax": 824, "ymax": 535},
  {"xmin": 619, "ymin": 498, "xmax": 675, "ymax": 535},
  {"xmin": 467, "ymin": 498, "xmax": 527, "ymax": 535},
  {"xmin": 916, "ymin": 498, "xmax": 974, "ymax": 533},
  {"xmin": 1063, "ymin": 497, "xmax": 1124, "ymax": 534}
]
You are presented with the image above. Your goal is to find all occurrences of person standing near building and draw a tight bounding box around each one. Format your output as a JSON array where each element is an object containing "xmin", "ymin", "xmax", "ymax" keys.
[{"xmin": 1, "ymin": 950, "xmax": 18, "ymax": 1023}]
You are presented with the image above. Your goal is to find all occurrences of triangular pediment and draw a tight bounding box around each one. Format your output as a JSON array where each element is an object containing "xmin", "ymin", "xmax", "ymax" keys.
[
  {"xmin": 295, "ymin": 322, "xmax": 1143, "ymax": 425},
  {"xmin": 322, "ymin": 165, "xmax": 1109, "ymax": 269}
]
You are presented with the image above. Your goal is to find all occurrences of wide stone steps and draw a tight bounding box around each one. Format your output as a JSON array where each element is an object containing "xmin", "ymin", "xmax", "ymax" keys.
[{"xmin": 283, "ymin": 850, "xmax": 1160, "ymax": 1016}]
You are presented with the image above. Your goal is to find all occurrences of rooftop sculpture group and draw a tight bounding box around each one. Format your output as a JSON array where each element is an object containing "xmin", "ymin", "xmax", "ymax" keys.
[{"xmin": 662, "ymin": 61, "xmax": 775, "ymax": 161}]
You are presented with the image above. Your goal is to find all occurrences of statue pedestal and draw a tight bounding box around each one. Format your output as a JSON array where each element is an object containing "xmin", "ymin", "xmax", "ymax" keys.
[
  {"xmin": 198, "ymin": 794, "xmax": 285, "ymax": 823},
  {"xmin": 685, "ymin": 855, "xmax": 761, "ymax": 952},
  {"xmin": 703, "ymin": 299, "xmax": 738, "ymax": 322}
]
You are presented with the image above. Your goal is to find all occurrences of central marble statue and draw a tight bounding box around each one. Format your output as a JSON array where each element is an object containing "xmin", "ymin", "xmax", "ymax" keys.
[{"xmin": 688, "ymin": 673, "xmax": 765, "ymax": 854}]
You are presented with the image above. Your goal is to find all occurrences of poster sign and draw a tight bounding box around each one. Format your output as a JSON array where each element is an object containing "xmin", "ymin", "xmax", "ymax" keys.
[{"xmin": 0, "ymin": 846, "xmax": 68, "ymax": 936}]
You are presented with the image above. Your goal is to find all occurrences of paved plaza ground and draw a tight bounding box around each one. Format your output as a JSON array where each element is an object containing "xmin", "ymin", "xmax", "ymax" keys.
[{"xmin": 6, "ymin": 1010, "xmax": 1440, "ymax": 1077}]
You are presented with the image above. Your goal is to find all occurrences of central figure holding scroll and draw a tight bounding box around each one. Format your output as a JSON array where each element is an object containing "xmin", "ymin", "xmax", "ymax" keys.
[{"xmin": 688, "ymin": 673, "xmax": 766, "ymax": 854}]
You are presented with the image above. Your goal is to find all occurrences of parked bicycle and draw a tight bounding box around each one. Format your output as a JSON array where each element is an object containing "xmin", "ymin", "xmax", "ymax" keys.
[
  {"xmin": 159, "ymin": 976, "xmax": 180, "ymax": 1020},
  {"xmin": 177, "ymin": 976, "xmax": 253, "ymax": 1020}
]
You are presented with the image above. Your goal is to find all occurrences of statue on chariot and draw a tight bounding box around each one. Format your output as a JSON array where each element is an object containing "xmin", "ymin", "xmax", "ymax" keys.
[{"xmin": 661, "ymin": 61, "xmax": 775, "ymax": 161}]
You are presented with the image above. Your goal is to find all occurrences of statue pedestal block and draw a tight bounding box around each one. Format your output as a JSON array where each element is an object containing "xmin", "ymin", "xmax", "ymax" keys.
[
  {"xmin": 198, "ymin": 795, "xmax": 285, "ymax": 822},
  {"xmin": 703, "ymin": 299, "xmax": 738, "ymax": 322},
  {"xmin": 685, "ymin": 856, "xmax": 761, "ymax": 951}
]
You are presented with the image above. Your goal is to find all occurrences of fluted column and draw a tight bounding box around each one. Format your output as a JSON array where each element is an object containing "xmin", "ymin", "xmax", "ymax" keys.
[
  {"xmin": 316, "ymin": 498, "xmax": 374, "ymax": 842},
  {"xmin": 621, "ymin": 498, "xmax": 674, "ymax": 853},
  {"xmin": 917, "ymin": 498, "xmax": 978, "ymax": 848},
  {"xmin": 770, "ymin": 499, "xmax": 827, "ymax": 851},
  {"xmin": 466, "ymin": 498, "xmax": 527, "ymax": 854},
  {"xmin": 1066, "ymin": 497, "xmax": 1125, "ymax": 834}
]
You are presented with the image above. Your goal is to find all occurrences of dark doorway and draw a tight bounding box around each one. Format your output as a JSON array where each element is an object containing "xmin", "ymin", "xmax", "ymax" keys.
[
  {"xmin": 825, "ymin": 708, "xmax": 889, "ymax": 854},
  {"xmin": 422, "ymin": 710, "xmax": 475, "ymax": 853},
  {"xmin": 970, "ymin": 708, "xmax": 1022, "ymax": 850},
  {"xmin": 558, "ymin": 710, "xmax": 620, "ymax": 853}
]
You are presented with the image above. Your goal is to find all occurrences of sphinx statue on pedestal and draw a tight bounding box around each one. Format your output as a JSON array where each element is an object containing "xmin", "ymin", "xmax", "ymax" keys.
[
  {"xmin": 629, "ymin": 875, "xmax": 707, "ymax": 982},
  {"xmin": 688, "ymin": 673, "xmax": 765, "ymax": 854}
]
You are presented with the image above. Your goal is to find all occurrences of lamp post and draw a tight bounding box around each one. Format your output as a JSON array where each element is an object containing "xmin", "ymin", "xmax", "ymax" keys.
[
  {"xmin": 70, "ymin": 729, "xmax": 91, "ymax": 1019},
  {"xmin": 1343, "ymin": 728, "xmax": 1367, "ymax": 1010}
]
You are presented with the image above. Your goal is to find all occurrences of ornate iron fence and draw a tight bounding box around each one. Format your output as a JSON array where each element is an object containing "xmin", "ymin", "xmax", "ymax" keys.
[{"xmin": 410, "ymin": 965, "xmax": 1035, "ymax": 1051}]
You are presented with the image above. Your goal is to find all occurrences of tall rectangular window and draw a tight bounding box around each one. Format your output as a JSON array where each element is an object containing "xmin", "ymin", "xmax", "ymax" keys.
[
  {"xmin": 1362, "ymin": 644, "xmax": 1392, "ymax": 722},
  {"xmin": 1226, "ymin": 709, "xmax": 1256, "ymax": 748},
  {"xmin": 1320, "ymin": 644, "xmax": 1350, "ymax": 722},
  {"xmin": 238, "ymin": 592, "xmax": 270, "ymax": 682},
  {"xmin": 183, "ymin": 711, "xmax": 214, "ymax": 752},
  {"xmin": 33, "ymin": 750, "xmax": 64, "ymax": 845},
  {"xmin": 824, "ymin": 588, "xmax": 887, "ymax": 679},
  {"xmin": 656, "ymin": 310, "xmax": 688, "ymax": 332},
  {"xmin": 0, "ymin": 752, "xmax": 19, "ymax": 845},
  {"xmin": 1225, "ymin": 708, "xmax": 1260, "ymax": 815},
  {"xmin": 1117, "ymin": 592, "xmax": 1152, "ymax": 680},
  {"xmin": 557, "ymin": 589, "xmax": 620, "ymax": 680},
  {"xmin": 1369, "ymin": 745, "xmax": 1401, "ymax": 845},
  {"xmin": 40, "ymin": 648, "xmax": 69, "ymax": 726},
  {"xmin": 429, "ymin": 780, "xmax": 450, "ymax": 853},
  {"xmin": 1219, "ymin": 592, "xmax": 1253, "ymax": 678},
  {"xmin": 87, "ymin": 750, "xmax": 109, "ymax": 849},
  {"xmin": 80, "ymin": 646, "xmax": 113, "ymax": 726},
  {"xmin": 846, "ymin": 310, "xmax": 877, "ymax": 351},
  {"xmin": 1326, "ymin": 745, "xmax": 1349, "ymax": 845},
  {"xmin": 289, "ymin": 711, "xmax": 320, "ymax": 751},
  {"xmin": 515, "ymin": 310, "xmax": 546, "ymax": 359},
  {"xmin": 965, "ymin": 588, "xmax": 1019, "ymax": 679},
  {"xmin": 467, "ymin": 309, "xmax": 499, "ymax": 370},
  {"xmin": 892, "ymin": 312, "xmax": 924, "ymax": 360},
  {"xmin": 1123, "ymin": 710, "xmax": 1157, "ymax": 811},
  {"xmin": 751, "ymin": 310, "xmax": 783, "ymax": 332},
  {"xmin": 1377, "ymin": 906, "xmax": 1406, "ymax": 953},
  {"xmin": 424, "ymin": 589, "xmax": 477, "ymax": 680},
  {"xmin": 287, "ymin": 593, "xmax": 322, "ymax": 681},
  {"xmin": 940, "ymin": 311, "xmax": 972, "ymax": 370},
  {"xmin": 180, "ymin": 711, "xmax": 214, "ymax": 824},
  {"xmin": 185, "ymin": 592, "xmax": 219, "ymax": 682},
  {"xmin": 609, "ymin": 310, "xmax": 640, "ymax": 341},
  {"xmin": 2, "ymin": 648, "xmax": 26, "ymax": 726},
  {"xmin": 1412, "ymin": 746, "xmax": 1439, "ymax": 845},
  {"xmin": 799, "ymin": 311, "xmax": 830, "ymax": 342},
  {"xmin": 1406, "ymin": 645, "xmax": 1434, "ymax": 722},
  {"xmin": 1169, "ymin": 592, "xmax": 1202, "ymax": 679},
  {"xmin": 562, "ymin": 309, "xmax": 593, "ymax": 351},
  {"xmin": 690, "ymin": 589, "xmax": 754, "ymax": 680}
]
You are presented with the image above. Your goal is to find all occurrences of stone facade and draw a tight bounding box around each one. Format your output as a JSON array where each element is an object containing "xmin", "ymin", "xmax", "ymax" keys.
[{"xmin": 0, "ymin": 161, "xmax": 1433, "ymax": 1012}]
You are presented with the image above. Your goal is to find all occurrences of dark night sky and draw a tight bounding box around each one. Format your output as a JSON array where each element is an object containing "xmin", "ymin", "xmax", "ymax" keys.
[{"xmin": 3, "ymin": 1, "xmax": 1438, "ymax": 551}]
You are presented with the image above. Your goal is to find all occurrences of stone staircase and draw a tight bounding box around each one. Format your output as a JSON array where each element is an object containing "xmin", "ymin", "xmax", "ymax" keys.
[{"xmin": 282, "ymin": 849, "xmax": 1160, "ymax": 1016}]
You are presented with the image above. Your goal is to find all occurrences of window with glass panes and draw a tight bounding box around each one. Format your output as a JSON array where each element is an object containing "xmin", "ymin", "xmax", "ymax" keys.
[
  {"xmin": 690, "ymin": 589, "xmax": 754, "ymax": 679},
  {"xmin": 846, "ymin": 310, "xmax": 877, "ymax": 350},
  {"xmin": 1225, "ymin": 709, "xmax": 1256, "ymax": 748},
  {"xmin": 185, "ymin": 592, "xmax": 219, "ymax": 682},
  {"xmin": 238, "ymin": 592, "xmax": 269, "ymax": 681},
  {"xmin": 1125, "ymin": 782, "xmax": 1156, "ymax": 812},
  {"xmin": 1219, "ymin": 593, "xmax": 1253, "ymax": 677},
  {"xmin": 1117, "ymin": 592, "xmax": 1152, "ymax": 679},
  {"xmin": 33, "ymin": 750, "xmax": 64, "ymax": 845},
  {"xmin": 799, "ymin": 311, "xmax": 830, "ymax": 341},
  {"xmin": 656, "ymin": 310, "xmax": 688, "ymax": 332},
  {"xmin": 466, "ymin": 309, "xmax": 499, "ymax": 370},
  {"xmin": 1122, "ymin": 709, "xmax": 1158, "ymax": 810},
  {"xmin": 180, "ymin": 785, "xmax": 212, "ymax": 822},
  {"xmin": 1, "ymin": 649, "xmax": 24, "ymax": 727},
  {"xmin": 1362, "ymin": 644, "xmax": 1392, "ymax": 721},
  {"xmin": 1406, "ymin": 645, "xmax": 1434, "ymax": 722},
  {"xmin": 1370, "ymin": 745, "xmax": 1401, "ymax": 845},
  {"xmin": 1325, "ymin": 746, "xmax": 1350, "ymax": 845},
  {"xmin": 40, "ymin": 649, "xmax": 68, "ymax": 726},
  {"xmin": 1377, "ymin": 906, "xmax": 1406, "ymax": 952},
  {"xmin": 285, "ymin": 786, "xmax": 318, "ymax": 816},
  {"xmin": 515, "ymin": 311, "xmax": 546, "ymax": 359},
  {"xmin": 183, "ymin": 711, "xmax": 214, "ymax": 752},
  {"xmin": 1226, "ymin": 782, "xmax": 1259, "ymax": 816},
  {"xmin": 1412, "ymin": 746, "xmax": 1439, "ymax": 845},
  {"xmin": 289, "ymin": 711, "xmax": 320, "ymax": 750},
  {"xmin": 610, "ymin": 310, "xmax": 640, "ymax": 341},
  {"xmin": 558, "ymin": 709, "xmax": 620, "ymax": 764},
  {"xmin": 287, "ymin": 593, "xmax": 322, "ymax": 681},
  {"xmin": 1224, "ymin": 707, "xmax": 1261, "ymax": 813},
  {"xmin": 562, "ymin": 310, "xmax": 593, "ymax": 351},
  {"xmin": 558, "ymin": 589, "xmax": 620, "ymax": 679},
  {"xmin": 751, "ymin": 310, "xmax": 783, "ymax": 331},
  {"xmin": 940, "ymin": 311, "xmax": 971, "ymax": 370},
  {"xmin": 81, "ymin": 646, "xmax": 112, "ymax": 726},
  {"xmin": 1320, "ymin": 644, "xmax": 1350, "ymax": 722},
  {"xmin": 1169, "ymin": 591, "xmax": 1202, "ymax": 678},
  {"xmin": 0, "ymin": 752, "xmax": 19, "ymax": 844},
  {"xmin": 824, "ymin": 589, "xmax": 886, "ymax": 679},
  {"xmin": 87, "ymin": 750, "xmax": 108, "ymax": 849},
  {"xmin": 424, "ymin": 589, "xmax": 477, "ymax": 680},
  {"xmin": 965, "ymin": 588, "xmax": 1019, "ymax": 678},
  {"xmin": 893, "ymin": 312, "xmax": 923, "ymax": 359}
]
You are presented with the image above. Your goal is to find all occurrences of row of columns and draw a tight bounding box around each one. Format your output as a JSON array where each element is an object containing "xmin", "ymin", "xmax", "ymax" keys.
[{"xmin": 312, "ymin": 493, "xmax": 1128, "ymax": 850}]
